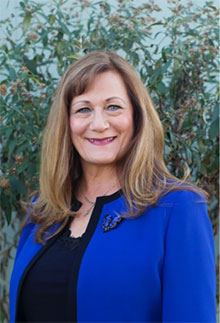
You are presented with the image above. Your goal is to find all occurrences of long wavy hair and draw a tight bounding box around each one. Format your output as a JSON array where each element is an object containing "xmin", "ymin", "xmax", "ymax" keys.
[{"xmin": 28, "ymin": 51, "xmax": 205, "ymax": 243}]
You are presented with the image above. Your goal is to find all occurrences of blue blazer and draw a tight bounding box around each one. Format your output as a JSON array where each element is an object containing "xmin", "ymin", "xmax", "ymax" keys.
[{"xmin": 10, "ymin": 190, "xmax": 216, "ymax": 322}]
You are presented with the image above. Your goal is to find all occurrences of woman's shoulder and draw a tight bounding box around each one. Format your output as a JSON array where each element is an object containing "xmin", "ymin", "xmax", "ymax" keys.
[
  {"xmin": 157, "ymin": 187, "xmax": 207, "ymax": 208},
  {"xmin": 155, "ymin": 188, "xmax": 213, "ymax": 244}
]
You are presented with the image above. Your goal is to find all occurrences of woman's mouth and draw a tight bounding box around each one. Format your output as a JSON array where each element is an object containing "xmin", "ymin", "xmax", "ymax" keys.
[{"xmin": 87, "ymin": 137, "xmax": 116, "ymax": 145}]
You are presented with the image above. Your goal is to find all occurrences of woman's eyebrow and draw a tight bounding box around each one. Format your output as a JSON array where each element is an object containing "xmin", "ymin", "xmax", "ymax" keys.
[
  {"xmin": 72, "ymin": 96, "xmax": 126, "ymax": 107},
  {"xmin": 105, "ymin": 96, "xmax": 126, "ymax": 104},
  {"xmin": 71, "ymin": 100, "xmax": 91, "ymax": 107}
]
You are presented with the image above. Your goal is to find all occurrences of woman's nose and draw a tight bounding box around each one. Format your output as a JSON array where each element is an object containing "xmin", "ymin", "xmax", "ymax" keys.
[{"xmin": 89, "ymin": 110, "xmax": 109, "ymax": 132}]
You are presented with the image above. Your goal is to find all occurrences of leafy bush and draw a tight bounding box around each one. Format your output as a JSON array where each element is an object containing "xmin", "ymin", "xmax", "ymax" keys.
[{"xmin": 0, "ymin": 0, "xmax": 219, "ymax": 320}]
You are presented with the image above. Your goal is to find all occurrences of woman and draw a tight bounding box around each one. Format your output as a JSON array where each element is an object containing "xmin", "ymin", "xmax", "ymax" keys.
[{"xmin": 10, "ymin": 51, "xmax": 216, "ymax": 322}]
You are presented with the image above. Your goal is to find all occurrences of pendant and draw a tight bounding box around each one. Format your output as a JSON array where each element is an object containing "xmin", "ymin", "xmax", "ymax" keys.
[{"xmin": 102, "ymin": 214, "xmax": 123, "ymax": 232}]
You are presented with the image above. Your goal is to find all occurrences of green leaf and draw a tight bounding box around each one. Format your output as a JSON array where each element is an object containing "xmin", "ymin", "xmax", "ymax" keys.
[
  {"xmin": 57, "ymin": 10, "xmax": 64, "ymax": 20},
  {"xmin": 150, "ymin": 67, "xmax": 162, "ymax": 84},
  {"xmin": 125, "ymin": 9, "xmax": 131, "ymax": 18},
  {"xmin": 194, "ymin": 152, "xmax": 201, "ymax": 169},
  {"xmin": 169, "ymin": 128, "xmax": 177, "ymax": 148},
  {"xmin": 0, "ymin": 193, "xmax": 12, "ymax": 223},
  {"xmin": 144, "ymin": 49, "xmax": 152, "ymax": 61},
  {"xmin": 87, "ymin": 16, "xmax": 94, "ymax": 31},
  {"xmin": 173, "ymin": 59, "xmax": 180, "ymax": 72},
  {"xmin": 184, "ymin": 144, "xmax": 192, "ymax": 163},
  {"xmin": 58, "ymin": 20, "xmax": 70, "ymax": 34},
  {"xmin": 56, "ymin": 42, "xmax": 63, "ymax": 55},
  {"xmin": 150, "ymin": 21, "xmax": 164, "ymax": 27},
  {"xmin": 8, "ymin": 66, "xmax": 16, "ymax": 81},
  {"xmin": 17, "ymin": 142, "xmax": 30, "ymax": 153},
  {"xmin": 42, "ymin": 31, "xmax": 48, "ymax": 47},
  {"xmin": 13, "ymin": 106, "xmax": 25, "ymax": 117},
  {"xmin": 10, "ymin": 177, "xmax": 26, "ymax": 195},
  {"xmin": 28, "ymin": 162, "xmax": 37, "ymax": 176},
  {"xmin": 209, "ymin": 119, "xmax": 219, "ymax": 139},
  {"xmin": 17, "ymin": 162, "xmax": 28, "ymax": 174},
  {"xmin": 8, "ymin": 139, "xmax": 17, "ymax": 159},
  {"xmin": 162, "ymin": 59, "xmax": 172, "ymax": 73},
  {"xmin": 22, "ymin": 13, "xmax": 32, "ymax": 32},
  {"xmin": 198, "ymin": 139, "xmax": 206, "ymax": 153},
  {"xmin": 211, "ymin": 103, "xmax": 219, "ymax": 123},
  {"xmin": 5, "ymin": 127, "xmax": 13, "ymax": 138},
  {"xmin": 19, "ymin": 1, "xmax": 25, "ymax": 9},
  {"xmin": 104, "ymin": 2, "xmax": 111, "ymax": 13},
  {"xmin": 200, "ymin": 163, "xmax": 207, "ymax": 175},
  {"xmin": 23, "ymin": 56, "xmax": 37, "ymax": 74},
  {"xmin": 154, "ymin": 31, "xmax": 163, "ymax": 39},
  {"xmin": 206, "ymin": 3, "xmax": 217, "ymax": 10},
  {"xmin": 214, "ymin": 28, "xmax": 219, "ymax": 40},
  {"xmin": 48, "ymin": 14, "xmax": 56, "ymax": 25},
  {"xmin": 208, "ymin": 38, "xmax": 215, "ymax": 46},
  {"xmin": 156, "ymin": 82, "xmax": 167, "ymax": 95},
  {"xmin": 67, "ymin": 54, "xmax": 82, "ymax": 60}
]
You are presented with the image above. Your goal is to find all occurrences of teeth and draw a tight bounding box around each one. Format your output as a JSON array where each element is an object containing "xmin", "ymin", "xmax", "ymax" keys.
[
  {"xmin": 88, "ymin": 137, "xmax": 115, "ymax": 143},
  {"xmin": 89, "ymin": 137, "xmax": 114, "ymax": 142}
]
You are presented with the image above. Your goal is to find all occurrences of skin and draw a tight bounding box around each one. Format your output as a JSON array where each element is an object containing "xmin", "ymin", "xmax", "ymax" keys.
[
  {"xmin": 69, "ymin": 71, "xmax": 134, "ymax": 236},
  {"xmin": 70, "ymin": 71, "xmax": 134, "ymax": 169}
]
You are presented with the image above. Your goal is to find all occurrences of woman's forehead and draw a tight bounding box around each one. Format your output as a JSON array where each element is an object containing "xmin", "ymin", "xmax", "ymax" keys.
[{"xmin": 71, "ymin": 71, "xmax": 130, "ymax": 105}]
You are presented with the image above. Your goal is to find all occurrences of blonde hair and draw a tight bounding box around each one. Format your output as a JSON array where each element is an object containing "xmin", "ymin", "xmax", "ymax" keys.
[{"xmin": 28, "ymin": 51, "xmax": 205, "ymax": 243}]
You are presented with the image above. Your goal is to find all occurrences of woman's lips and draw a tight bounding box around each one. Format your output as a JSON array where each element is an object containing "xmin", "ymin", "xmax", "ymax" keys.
[{"xmin": 87, "ymin": 137, "xmax": 116, "ymax": 145}]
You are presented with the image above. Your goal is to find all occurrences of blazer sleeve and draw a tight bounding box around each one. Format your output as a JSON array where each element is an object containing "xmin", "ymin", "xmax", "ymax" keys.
[
  {"xmin": 162, "ymin": 191, "xmax": 216, "ymax": 322},
  {"xmin": 14, "ymin": 197, "xmax": 39, "ymax": 261},
  {"xmin": 14, "ymin": 220, "xmax": 35, "ymax": 261}
]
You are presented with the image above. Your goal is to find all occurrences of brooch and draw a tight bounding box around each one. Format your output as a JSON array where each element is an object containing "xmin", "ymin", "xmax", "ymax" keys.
[{"xmin": 102, "ymin": 214, "xmax": 123, "ymax": 232}]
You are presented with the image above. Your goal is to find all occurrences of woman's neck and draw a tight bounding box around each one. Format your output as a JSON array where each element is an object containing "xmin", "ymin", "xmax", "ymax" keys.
[{"xmin": 77, "ymin": 165, "xmax": 121, "ymax": 200}]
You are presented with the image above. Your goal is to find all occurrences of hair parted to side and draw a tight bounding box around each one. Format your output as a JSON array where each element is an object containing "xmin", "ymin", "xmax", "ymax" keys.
[{"xmin": 28, "ymin": 51, "xmax": 206, "ymax": 243}]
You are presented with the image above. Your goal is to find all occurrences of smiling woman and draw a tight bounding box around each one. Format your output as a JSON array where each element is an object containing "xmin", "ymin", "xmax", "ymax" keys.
[
  {"xmin": 9, "ymin": 51, "xmax": 216, "ymax": 323},
  {"xmin": 69, "ymin": 71, "xmax": 133, "ymax": 168}
]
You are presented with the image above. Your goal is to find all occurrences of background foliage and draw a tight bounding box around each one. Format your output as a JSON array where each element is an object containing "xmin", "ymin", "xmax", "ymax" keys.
[{"xmin": 0, "ymin": 0, "xmax": 219, "ymax": 320}]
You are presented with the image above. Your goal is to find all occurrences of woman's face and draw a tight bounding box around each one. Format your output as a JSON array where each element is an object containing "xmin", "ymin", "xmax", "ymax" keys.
[{"xmin": 69, "ymin": 71, "xmax": 134, "ymax": 169}]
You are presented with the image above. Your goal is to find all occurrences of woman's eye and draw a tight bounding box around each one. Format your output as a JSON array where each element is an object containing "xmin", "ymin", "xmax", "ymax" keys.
[
  {"xmin": 76, "ymin": 107, "xmax": 91, "ymax": 114},
  {"xmin": 107, "ymin": 105, "xmax": 121, "ymax": 111}
]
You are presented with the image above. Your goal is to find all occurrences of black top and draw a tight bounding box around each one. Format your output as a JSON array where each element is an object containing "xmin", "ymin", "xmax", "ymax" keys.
[
  {"xmin": 17, "ymin": 191, "xmax": 122, "ymax": 323},
  {"xmin": 18, "ymin": 224, "xmax": 83, "ymax": 323}
]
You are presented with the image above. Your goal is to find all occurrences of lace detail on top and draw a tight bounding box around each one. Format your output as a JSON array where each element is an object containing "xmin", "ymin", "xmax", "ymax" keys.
[{"xmin": 58, "ymin": 228, "xmax": 83, "ymax": 250}]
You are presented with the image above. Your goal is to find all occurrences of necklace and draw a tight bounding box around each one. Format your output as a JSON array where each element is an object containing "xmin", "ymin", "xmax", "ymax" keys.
[
  {"xmin": 83, "ymin": 183, "xmax": 119, "ymax": 217},
  {"xmin": 83, "ymin": 196, "xmax": 95, "ymax": 217}
]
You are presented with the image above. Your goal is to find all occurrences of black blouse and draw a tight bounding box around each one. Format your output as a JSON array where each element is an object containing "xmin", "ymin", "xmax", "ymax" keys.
[
  {"xmin": 17, "ymin": 198, "xmax": 84, "ymax": 323},
  {"xmin": 18, "ymin": 224, "xmax": 84, "ymax": 322}
]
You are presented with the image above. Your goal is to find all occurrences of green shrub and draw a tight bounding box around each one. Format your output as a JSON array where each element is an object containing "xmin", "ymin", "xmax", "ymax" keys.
[{"xmin": 0, "ymin": 0, "xmax": 219, "ymax": 320}]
